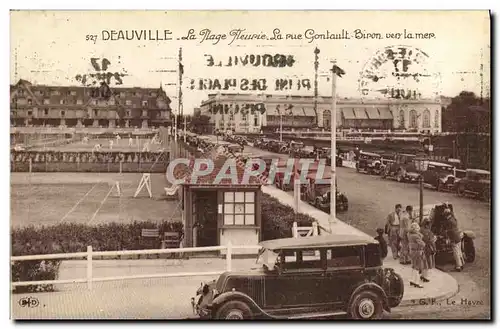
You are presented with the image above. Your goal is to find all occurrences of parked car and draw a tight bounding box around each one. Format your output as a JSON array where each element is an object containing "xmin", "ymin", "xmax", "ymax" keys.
[
  {"xmin": 422, "ymin": 161, "xmax": 456, "ymax": 191},
  {"xmin": 455, "ymin": 169, "xmax": 491, "ymax": 201},
  {"xmin": 193, "ymin": 235, "xmax": 404, "ymax": 320},
  {"xmin": 356, "ymin": 151, "xmax": 383, "ymax": 175},
  {"xmin": 416, "ymin": 203, "xmax": 476, "ymax": 265},
  {"xmin": 382, "ymin": 153, "xmax": 420, "ymax": 183}
]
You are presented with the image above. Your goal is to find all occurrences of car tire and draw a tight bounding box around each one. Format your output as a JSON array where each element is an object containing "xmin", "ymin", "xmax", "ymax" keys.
[
  {"xmin": 348, "ymin": 290, "xmax": 383, "ymax": 320},
  {"xmin": 215, "ymin": 300, "xmax": 253, "ymax": 320},
  {"xmin": 462, "ymin": 236, "xmax": 475, "ymax": 263}
]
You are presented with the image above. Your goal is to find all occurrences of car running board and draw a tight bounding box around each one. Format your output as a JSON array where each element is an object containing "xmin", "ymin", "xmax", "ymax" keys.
[{"xmin": 286, "ymin": 311, "xmax": 347, "ymax": 319}]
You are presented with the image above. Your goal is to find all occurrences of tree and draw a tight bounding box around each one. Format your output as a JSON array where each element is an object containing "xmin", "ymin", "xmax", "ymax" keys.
[
  {"xmin": 442, "ymin": 91, "xmax": 490, "ymax": 133},
  {"xmin": 189, "ymin": 114, "xmax": 211, "ymax": 134}
]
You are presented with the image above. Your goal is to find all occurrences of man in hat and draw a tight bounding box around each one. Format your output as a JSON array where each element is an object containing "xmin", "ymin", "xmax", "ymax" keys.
[
  {"xmin": 385, "ymin": 204, "xmax": 403, "ymax": 259},
  {"xmin": 444, "ymin": 206, "xmax": 464, "ymax": 271}
]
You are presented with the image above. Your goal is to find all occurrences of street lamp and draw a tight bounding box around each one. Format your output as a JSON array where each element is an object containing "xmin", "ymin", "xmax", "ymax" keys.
[{"xmin": 414, "ymin": 155, "xmax": 430, "ymax": 223}]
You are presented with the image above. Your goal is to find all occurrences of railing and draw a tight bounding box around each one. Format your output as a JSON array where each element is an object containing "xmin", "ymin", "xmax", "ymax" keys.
[{"xmin": 10, "ymin": 243, "xmax": 262, "ymax": 291}]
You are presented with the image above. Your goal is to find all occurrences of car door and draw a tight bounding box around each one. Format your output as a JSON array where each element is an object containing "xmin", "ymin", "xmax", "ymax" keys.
[
  {"xmin": 423, "ymin": 165, "xmax": 435, "ymax": 185},
  {"xmin": 323, "ymin": 246, "xmax": 365, "ymax": 307},
  {"xmin": 264, "ymin": 249, "xmax": 327, "ymax": 310}
]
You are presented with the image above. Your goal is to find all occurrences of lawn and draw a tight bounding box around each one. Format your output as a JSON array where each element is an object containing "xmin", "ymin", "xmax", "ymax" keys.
[{"xmin": 10, "ymin": 172, "xmax": 182, "ymax": 228}]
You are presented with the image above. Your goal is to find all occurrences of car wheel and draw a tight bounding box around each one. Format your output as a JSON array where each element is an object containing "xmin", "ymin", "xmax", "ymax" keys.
[
  {"xmin": 462, "ymin": 236, "xmax": 475, "ymax": 263},
  {"xmin": 215, "ymin": 300, "xmax": 253, "ymax": 320},
  {"xmin": 457, "ymin": 184, "xmax": 465, "ymax": 197},
  {"xmin": 348, "ymin": 291, "xmax": 383, "ymax": 320}
]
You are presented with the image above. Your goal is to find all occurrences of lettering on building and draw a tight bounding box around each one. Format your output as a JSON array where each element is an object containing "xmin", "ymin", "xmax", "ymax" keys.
[
  {"xmin": 208, "ymin": 103, "xmax": 266, "ymax": 115},
  {"xmin": 204, "ymin": 54, "xmax": 295, "ymax": 68}
]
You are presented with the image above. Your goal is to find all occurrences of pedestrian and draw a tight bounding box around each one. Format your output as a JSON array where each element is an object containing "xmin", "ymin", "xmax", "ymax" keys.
[
  {"xmin": 444, "ymin": 207, "xmax": 464, "ymax": 272},
  {"xmin": 374, "ymin": 228, "xmax": 388, "ymax": 260},
  {"xmin": 399, "ymin": 205, "xmax": 413, "ymax": 265},
  {"xmin": 109, "ymin": 139, "xmax": 114, "ymax": 150},
  {"xmin": 408, "ymin": 222, "xmax": 426, "ymax": 288},
  {"xmin": 385, "ymin": 204, "xmax": 403, "ymax": 259},
  {"xmin": 420, "ymin": 218, "xmax": 437, "ymax": 281}
]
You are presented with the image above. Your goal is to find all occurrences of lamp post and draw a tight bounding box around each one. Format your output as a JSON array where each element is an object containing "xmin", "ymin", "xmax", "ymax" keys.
[{"xmin": 414, "ymin": 155, "xmax": 430, "ymax": 223}]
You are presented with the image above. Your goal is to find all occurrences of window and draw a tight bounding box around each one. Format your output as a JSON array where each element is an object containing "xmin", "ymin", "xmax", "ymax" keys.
[
  {"xmin": 282, "ymin": 250, "xmax": 323, "ymax": 270},
  {"xmin": 126, "ymin": 110, "xmax": 131, "ymax": 117},
  {"xmin": 44, "ymin": 109, "xmax": 49, "ymax": 115},
  {"xmin": 51, "ymin": 90, "xmax": 60, "ymax": 96},
  {"xmin": 254, "ymin": 117, "xmax": 258, "ymax": 126},
  {"xmin": 422, "ymin": 109, "xmax": 431, "ymax": 128},
  {"xmin": 120, "ymin": 92, "xmax": 126, "ymax": 98},
  {"xmin": 60, "ymin": 100, "xmax": 66, "ymax": 105},
  {"xmin": 93, "ymin": 109, "xmax": 98, "ymax": 116},
  {"xmin": 60, "ymin": 110, "xmax": 65, "ymax": 117},
  {"xmin": 409, "ymin": 110, "xmax": 418, "ymax": 128},
  {"xmin": 43, "ymin": 99, "xmax": 50, "ymax": 105},
  {"xmin": 398, "ymin": 110, "xmax": 405, "ymax": 128},
  {"xmin": 19, "ymin": 90, "xmax": 24, "ymax": 96},
  {"xmin": 326, "ymin": 247, "xmax": 362, "ymax": 268},
  {"xmin": 37, "ymin": 90, "xmax": 44, "ymax": 96},
  {"xmin": 71, "ymin": 91, "xmax": 77, "ymax": 96},
  {"xmin": 27, "ymin": 110, "xmax": 32, "ymax": 116},
  {"xmin": 223, "ymin": 191, "xmax": 255, "ymax": 226},
  {"xmin": 27, "ymin": 99, "xmax": 32, "ymax": 105},
  {"xmin": 142, "ymin": 100, "xmax": 148, "ymax": 107},
  {"xmin": 150, "ymin": 92, "xmax": 157, "ymax": 97},
  {"xmin": 434, "ymin": 109, "xmax": 440, "ymax": 128},
  {"xmin": 77, "ymin": 99, "xmax": 83, "ymax": 105},
  {"xmin": 126, "ymin": 100, "xmax": 132, "ymax": 106}
]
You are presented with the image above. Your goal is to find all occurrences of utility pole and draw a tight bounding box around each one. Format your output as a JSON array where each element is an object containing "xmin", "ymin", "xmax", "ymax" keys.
[
  {"xmin": 329, "ymin": 61, "xmax": 344, "ymax": 229},
  {"xmin": 314, "ymin": 48, "xmax": 320, "ymax": 127},
  {"xmin": 178, "ymin": 47, "xmax": 186, "ymax": 142}
]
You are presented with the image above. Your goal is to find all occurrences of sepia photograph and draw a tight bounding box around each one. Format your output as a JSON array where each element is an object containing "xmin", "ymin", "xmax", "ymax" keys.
[{"xmin": 9, "ymin": 10, "xmax": 491, "ymax": 320}]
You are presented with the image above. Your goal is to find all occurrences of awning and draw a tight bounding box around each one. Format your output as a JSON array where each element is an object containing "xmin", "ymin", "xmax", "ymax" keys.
[
  {"xmin": 378, "ymin": 108, "xmax": 394, "ymax": 119},
  {"xmin": 353, "ymin": 108, "xmax": 368, "ymax": 119},
  {"xmin": 290, "ymin": 108, "xmax": 305, "ymax": 116},
  {"xmin": 342, "ymin": 108, "xmax": 356, "ymax": 119},
  {"xmin": 365, "ymin": 107, "xmax": 381, "ymax": 119}
]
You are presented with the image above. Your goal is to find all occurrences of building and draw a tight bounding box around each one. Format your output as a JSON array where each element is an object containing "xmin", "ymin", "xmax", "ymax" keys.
[
  {"xmin": 173, "ymin": 156, "xmax": 263, "ymax": 255},
  {"xmin": 10, "ymin": 79, "xmax": 172, "ymax": 128},
  {"xmin": 200, "ymin": 93, "xmax": 443, "ymax": 134}
]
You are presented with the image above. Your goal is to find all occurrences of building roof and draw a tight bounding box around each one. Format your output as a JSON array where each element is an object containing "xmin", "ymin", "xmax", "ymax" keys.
[
  {"xmin": 11, "ymin": 79, "xmax": 172, "ymax": 111},
  {"xmin": 173, "ymin": 155, "xmax": 263, "ymax": 186},
  {"xmin": 260, "ymin": 234, "xmax": 377, "ymax": 251}
]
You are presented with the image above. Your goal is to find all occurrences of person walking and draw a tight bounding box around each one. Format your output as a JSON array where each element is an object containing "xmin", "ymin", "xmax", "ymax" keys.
[
  {"xmin": 408, "ymin": 222, "xmax": 427, "ymax": 288},
  {"xmin": 420, "ymin": 218, "xmax": 437, "ymax": 282},
  {"xmin": 385, "ymin": 204, "xmax": 403, "ymax": 259},
  {"xmin": 399, "ymin": 205, "xmax": 413, "ymax": 265},
  {"xmin": 445, "ymin": 207, "xmax": 464, "ymax": 272}
]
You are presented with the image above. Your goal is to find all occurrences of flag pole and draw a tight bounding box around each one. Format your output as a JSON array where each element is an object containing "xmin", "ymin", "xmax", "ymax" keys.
[{"xmin": 330, "ymin": 61, "xmax": 338, "ymax": 229}]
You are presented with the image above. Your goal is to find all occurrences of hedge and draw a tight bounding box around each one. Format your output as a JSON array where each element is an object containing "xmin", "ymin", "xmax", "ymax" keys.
[
  {"xmin": 11, "ymin": 220, "xmax": 183, "ymax": 293},
  {"xmin": 11, "ymin": 193, "xmax": 317, "ymax": 293},
  {"xmin": 261, "ymin": 193, "xmax": 316, "ymax": 241}
]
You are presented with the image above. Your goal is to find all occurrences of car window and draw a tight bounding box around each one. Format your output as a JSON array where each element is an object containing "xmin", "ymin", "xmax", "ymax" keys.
[
  {"xmin": 326, "ymin": 246, "xmax": 362, "ymax": 268},
  {"xmin": 282, "ymin": 249, "xmax": 323, "ymax": 271}
]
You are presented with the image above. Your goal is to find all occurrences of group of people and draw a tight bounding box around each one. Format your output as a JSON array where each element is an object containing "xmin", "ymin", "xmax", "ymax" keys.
[{"xmin": 376, "ymin": 203, "xmax": 465, "ymax": 289}]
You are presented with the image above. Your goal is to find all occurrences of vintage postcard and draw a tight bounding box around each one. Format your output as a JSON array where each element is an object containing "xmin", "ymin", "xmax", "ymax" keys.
[{"xmin": 10, "ymin": 10, "xmax": 491, "ymax": 320}]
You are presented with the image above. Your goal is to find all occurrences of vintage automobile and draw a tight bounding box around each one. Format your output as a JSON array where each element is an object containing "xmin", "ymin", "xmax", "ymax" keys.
[
  {"xmin": 193, "ymin": 235, "xmax": 404, "ymax": 320},
  {"xmin": 316, "ymin": 147, "xmax": 343, "ymax": 167},
  {"xmin": 415, "ymin": 203, "xmax": 476, "ymax": 265},
  {"xmin": 356, "ymin": 151, "xmax": 383, "ymax": 175},
  {"xmin": 422, "ymin": 161, "xmax": 456, "ymax": 191},
  {"xmin": 300, "ymin": 169, "xmax": 349, "ymax": 212},
  {"xmin": 454, "ymin": 169, "xmax": 491, "ymax": 201},
  {"xmin": 382, "ymin": 153, "xmax": 420, "ymax": 183}
]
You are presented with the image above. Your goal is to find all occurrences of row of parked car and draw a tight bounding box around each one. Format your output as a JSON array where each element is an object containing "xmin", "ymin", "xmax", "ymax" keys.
[
  {"xmin": 251, "ymin": 138, "xmax": 348, "ymax": 213},
  {"xmin": 355, "ymin": 151, "xmax": 491, "ymax": 202}
]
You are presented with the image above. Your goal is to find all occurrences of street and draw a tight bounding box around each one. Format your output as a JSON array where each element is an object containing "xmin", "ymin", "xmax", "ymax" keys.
[{"xmin": 243, "ymin": 144, "xmax": 491, "ymax": 319}]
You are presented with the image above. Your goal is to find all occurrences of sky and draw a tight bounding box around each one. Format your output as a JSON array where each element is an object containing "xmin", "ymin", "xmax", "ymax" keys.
[{"xmin": 10, "ymin": 10, "xmax": 490, "ymax": 114}]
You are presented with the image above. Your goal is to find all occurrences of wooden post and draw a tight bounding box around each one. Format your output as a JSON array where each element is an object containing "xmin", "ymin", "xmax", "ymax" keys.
[
  {"xmin": 87, "ymin": 246, "xmax": 93, "ymax": 290},
  {"xmin": 226, "ymin": 241, "xmax": 232, "ymax": 271},
  {"xmin": 292, "ymin": 222, "xmax": 298, "ymax": 238}
]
